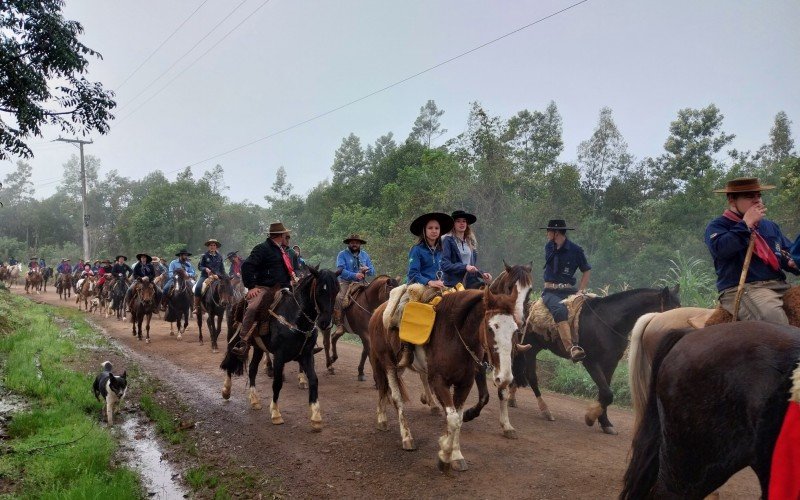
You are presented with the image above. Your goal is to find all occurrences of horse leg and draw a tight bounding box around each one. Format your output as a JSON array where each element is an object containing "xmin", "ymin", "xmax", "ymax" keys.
[
  {"xmin": 299, "ymin": 353, "xmax": 322, "ymax": 432},
  {"xmin": 419, "ymin": 371, "xmax": 440, "ymax": 415},
  {"xmin": 583, "ymin": 361, "xmax": 615, "ymax": 434},
  {"xmin": 298, "ymin": 367, "xmax": 308, "ymax": 390},
  {"xmin": 137, "ymin": 316, "xmax": 143, "ymax": 341},
  {"xmin": 145, "ymin": 313, "xmax": 151, "ymax": 344},
  {"xmin": 596, "ymin": 361, "xmax": 620, "ymax": 433},
  {"xmin": 196, "ymin": 308, "xmax": 203, "ymax": 344},
  {"xmin": 357, "ymin": 341, "xmax": 369, "ymax": 382},
  {"xmin": 211, "ymin": 311, "xmax": 222, "ymax": 353},
  {"xmin": 524, "ymin": 350, "xmax": 555, "ymax": 421},
  {"xmin": 203, "ymin": 314, "xmax": 215, "ymax": 347},
  {"xmin": 463, "ymin": 370, "xmax": 489, "ymax": 422},
  {"xmin": 430, "ymin": 376, "xmax": 458, "ymax": 473},
  {"xmin": 248, "ymin": 348, "xmax": 264, "ymax": 410},
  {"xmin": 270, "ymin": 355, "xmax": 287, "ymax": 425},
  {"xmin": 498, "ymin": 386, "xmax": 517, "ymax": 439},
  {"xmin": 448, "ymin": 383, "xmax": 473, "ymax": 472},
  {"xmin": 265, "ymin": 351, "xmax": 274, "ymax": 378},
  {"xmin": 322, "ymin": 328, "xmax": 335, "ymax": 373}
]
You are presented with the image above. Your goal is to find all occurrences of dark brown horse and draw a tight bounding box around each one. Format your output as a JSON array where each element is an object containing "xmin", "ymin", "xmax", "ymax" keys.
[
  {"xmin": 56, "ymin": 272, "xmax": 72, "ymax": 300},
  {"xmin": 41, "ymin": 266, "xmax": 53, "ymax": 292},
  {"xmin": 621, "ymin": 322, "xmax": 800, "ymax": 499},
  {"xmin": 369, "ymin": 285, "xmax": 527, "ymax": 472},
  {"xmin": 130, "ymin": 281, "xmax": 157, "ymax": 343},
  {"xmin": 323, "ymin": 275, "xmax": 398, "ymax": 381},
  {"xmin": 165, "ymin": 269, "xmax": 192, "ymax": 339},
  {"xmin": 197, "ymin": 276, "xmax": 233, "ymax": 352},
  {"xmin": 25, "ymin": 270, "xmax": 42, "ymax": 294}
]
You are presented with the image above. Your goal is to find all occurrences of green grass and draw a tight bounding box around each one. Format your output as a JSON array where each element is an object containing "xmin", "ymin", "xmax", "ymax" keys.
[
  {"xmin": 0, "ymin": 290, "xmax": 142, "ymax": 499},
  {"xmin": 536, "ymin": 351, "xmax": 632, "ymax": 407}
]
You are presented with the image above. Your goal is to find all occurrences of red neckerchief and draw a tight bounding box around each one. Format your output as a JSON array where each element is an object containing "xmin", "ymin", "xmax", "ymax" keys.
[{"xmin": 722, "ymin": 209, "xmax": 780, "ymax": 271}]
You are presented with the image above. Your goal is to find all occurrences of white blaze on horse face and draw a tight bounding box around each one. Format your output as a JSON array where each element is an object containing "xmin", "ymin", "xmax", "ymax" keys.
[
  {"xmin": 489, "ymin": 314, "xmax": 517, "ymax": 387},
  {"xmin": 514, "ymin": 283, "xmax": 532, "ymax": 326}
]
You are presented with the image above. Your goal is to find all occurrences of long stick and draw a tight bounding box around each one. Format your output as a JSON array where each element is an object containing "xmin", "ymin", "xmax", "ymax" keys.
[{"xmin": 732, "ymin": 233, "xmax": 756, "ymax": 321}]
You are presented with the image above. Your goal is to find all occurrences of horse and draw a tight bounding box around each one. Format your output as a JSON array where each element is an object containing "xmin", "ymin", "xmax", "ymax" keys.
[
  {"xmin": 621, "ymin": 322, "xmax": 800, "ymax": 499},
  {"xmin": 369, "ymin": 285, "xmax": 525, "ymax": 472},
  {"xmin": 7, "ymin": 263, "xmax": 20, "ymax": 288},
  {"xmin": 24, "ymin": 270, "xmax": 42, "ymax": 294},
  {"xmin": 165, "ymin": 269, "xmax": 193, "ymax": 339},
  {"xmin": 130, "ymin": 281, "xmax": 158, "ymax": 343},
  {"xmin": 511, "ymin": 285, "xmax": 681, "ymax": 435},
  {"xmin": 56, "ymin": 272, "xmax": 72, "ymax": 300},
  {"xmin": 322, "ymin": 275, "xmax": 399, "ymax": 381},
  {"xmin": 219, "ymin": 267, "xmax": 338, "ymax": 431},
  {"xmin": 75, "ymin": 275, "xmax": 97, "ymax": 310},
  {"xmin": 41, "ymin": 266, "xmax": 53, "ymax": 292},
  {"xmin": 197, "ymin": 276, "xmax": 234, "ymax": 352}
]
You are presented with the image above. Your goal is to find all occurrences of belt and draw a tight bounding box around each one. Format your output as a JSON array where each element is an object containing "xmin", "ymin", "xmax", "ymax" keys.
[{"xmin": 544, "ymin": 282, "xmax": 575, "ymax": 290}]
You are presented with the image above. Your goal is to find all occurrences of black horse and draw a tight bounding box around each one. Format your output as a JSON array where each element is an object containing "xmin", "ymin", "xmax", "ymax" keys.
[
  {"xmin": 41, "ymin": 266, "xmax": 53, "ymax": 292},
  {"xmin": 109, "ymin": 275, "xmax": 127, "ymax": 320},
  {"xmin": 512, "ymin": 285, "xmax": 680, "ymax": 434},
  {"xmin": 621, "ymin": 322, "xmax": 800, "ymax": 499},
  {"xmin": 220, "ymin": 267, "xmax": 338, "ymax": 431},
  {"xmin": 165, "ymin": 269, "xmax": 192, "ymax": 339},
  {"xmin": 197, "ymin": 276, "xmax": 233, "ymax": 352}
]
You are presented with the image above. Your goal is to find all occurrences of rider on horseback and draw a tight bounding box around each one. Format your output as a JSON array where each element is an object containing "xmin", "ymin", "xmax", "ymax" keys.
[
  {"xmin": 397, "ymin": 212, "xmax": 454, "ymax": 369},
  {"xmin": 332, "ymin": 234, "xmax": 375, "ymax": 339},
  {"xmin": 96, "ymin": 259, "xmax": 113, "ymax": 292},
  {"xmin": 705, "ymin": 177, "xmax": 799, "ymax": 323},
  {"xmin": 194, "ymin": 239, "xmax": 227, "ymax": 315},
  {"xmin": 111, "ymin": 255, "xmax": 132, "ymax": 281},
  {"xmin": 125, "ymin": 253, "xmax": 160, "ymax": 311},
  {"xmin": 226, "ymin": 251, "xmax": 242, "ymax": 277},
  {"xmin": 231, "ymin": 222, "xmax": 295, "ymax": 359},
  {"xmin": 28, "ymin": 257, "xmax": 39, "ymax": 274},
  {"xmin": 541, "ymin": 219, "xmax": 591, "ymax": 362},
  {"xmin": 441, "ymin": 210, "xmax": 492, "ymax": 289},
  {"xmin": 56, "ymin": 258, "xmax": 72, "ymax": 274},
  {"xmin": 160, "ymin": 249, "xmax": 196, "ymax": 311}
]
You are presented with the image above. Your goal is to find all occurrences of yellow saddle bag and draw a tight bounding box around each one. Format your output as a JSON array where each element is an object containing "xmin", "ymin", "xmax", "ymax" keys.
[{"xmin": 399, "ymin": 297, "xmax": 441, "ymax": 345}]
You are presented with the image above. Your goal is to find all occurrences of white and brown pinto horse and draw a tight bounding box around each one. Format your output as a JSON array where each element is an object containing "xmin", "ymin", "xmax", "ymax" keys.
[
  {"xmin": 75, "ymin": 275, "xmax": 97, "ymax": 310},
  {"xmin": 369, "ymin": 285, "xmax": 527, "ymax": 472}
]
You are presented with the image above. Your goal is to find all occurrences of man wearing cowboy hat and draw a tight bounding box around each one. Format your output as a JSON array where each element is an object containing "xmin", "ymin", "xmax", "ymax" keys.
[
  {"xmin": 541, "ymin": 219, "xmax": 591, "ymax": 362},
  {"xmin": 706, "ymin": 177, "xmax": 798, "ymax": 323},
  {"xmin": 125, "ymin": 253, "xmax": 161, "ymax": 311},
  {"xmin": 232, "ymin": 222, "xmax": 297, "ymax": 358},
  {"xmin": 111, "ymin": 255, "xmax": 133, "ymax": 280},
  {"xmin": 160, "ymin": 249, "xmax": 197, "ymax": 311},
  {"xmin": 331, "ymin": 234, "xmax": 376, "ymax": 338},
  {"xmin": 194, "ymin": 239, "xmax": 227, "ymax": 314},
  {"xmin": 57, "ymin": 258, "xmax": 72, "ymax": 275}
]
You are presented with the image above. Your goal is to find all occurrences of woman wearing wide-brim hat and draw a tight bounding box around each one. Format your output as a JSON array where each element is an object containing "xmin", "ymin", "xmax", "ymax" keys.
[
  {"xmin": 194, "ymin": 238, "xmax": 227, "ymax": 314},
  {"xmin": 398, "ymin": 212, "xmax": 454, "ymax": 368},
  {"xmin": 441, "ymin": 210, "xmax": 492, "ymax": 289},
  {"xmin": 705, "ymin": 177, "xmax": 798, "ymax": 324},
  {"xmin": 125, "ymin": 253, "xmax": 160, "ymax": 312}
]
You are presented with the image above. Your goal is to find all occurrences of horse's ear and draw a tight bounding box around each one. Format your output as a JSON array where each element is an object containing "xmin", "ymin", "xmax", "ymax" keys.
[
  {"xmin": 525, "ymin": 261, "xmax": 532, "ymax": 272},
  {"xmin": 483, "ymin": 286, "xmax": 499, "ymax": 309},
  {"xmin": 503, "ymin": 260, "xmax": 511, "ymax": 272},
  {"xmin": 672, "ymin": 283, "xmax": 680, "ymax": 295},
  {"xmin": 308, "ymin": 265, "xmax": 319, "ymax": 278}
]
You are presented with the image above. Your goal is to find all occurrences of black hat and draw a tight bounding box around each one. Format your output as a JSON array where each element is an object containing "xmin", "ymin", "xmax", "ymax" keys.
[
  {"xmin": 409, "ymin": 212, "xmax": 454, "ymax": 236},
  {"xmin": 226, "ymin": 251, "xmax": 239, "ymax": 260},
  {"xmin": 115, "ymin": 255, "xmax": 128, "ymax": 261},
  {"xmin": 343, "ymin": 234, "xmax": 367, "ymax": 244},
  {"xmin": 135, "ymin": 253, "xmax": 153, "ymax": 263},
  {"xmin": 540, "ymin": 219, "xmax": 575, "ymax": 231},
  {"xmin": 175, "ymin": 249, "xmax": 192, "ymax": 257},
  {"xmin": 29, "ymin": 256, "xmax": 38, "ymax": 261},
  {"xmin": 451, "ymin": 210, "xmax": 477, "ymax": 225}
]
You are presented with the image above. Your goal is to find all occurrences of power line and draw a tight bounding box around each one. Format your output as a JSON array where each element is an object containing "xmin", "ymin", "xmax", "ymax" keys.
[
  {"xmin": 116, "ymin": 0, "xmax": 250, "ymax": 112},
  {"xmin": 116, "ymin": 0, "xmax": 273, "ymax": 124},
  {"xmin": 115, "ymin": 0, "xmax": 210, "ymax": 91},
  {"xmin": 181, "ymin": 0, "xmax": 590, "ymax": 169}
]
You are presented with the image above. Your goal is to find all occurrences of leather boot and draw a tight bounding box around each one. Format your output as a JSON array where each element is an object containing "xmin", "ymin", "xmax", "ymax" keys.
[
  {"xmin": 159, "ymin": 293, "xmax": 169, "ymax": 312},
  {"xmin": 332, "ymin": 309, "xmax": 345, "ymax": 338},
  {"xmin": 192, "ymin": 296, "xmax": 201, "ymax": 315},
  {"xmin": 397, "ymin": 342, "xmax": 414, "ymax": 369},
  {"xmin": 557, "ymin": 321, "xmax": 585, "ymax": 362}
]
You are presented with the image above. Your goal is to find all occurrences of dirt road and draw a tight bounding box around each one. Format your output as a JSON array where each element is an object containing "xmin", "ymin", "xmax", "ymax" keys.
[{"xmin": 16, "ymin": 288, "xmax": 760, "ymax": 499}]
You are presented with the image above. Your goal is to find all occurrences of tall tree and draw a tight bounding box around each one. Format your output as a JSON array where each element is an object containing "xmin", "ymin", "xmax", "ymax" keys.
[
  {"xmin": 265, "ymin": 166, "xmax": 293, "ymax": 202},
  {"xmin": 577, "ymin": 107, "xmax": 633, "ymax": 209},
  {"xmin": 2, "ymin": 161, "xmax": 34, "ymax": 204},
  {"xmin": 57, "ymin": 154, "xmax": 101, "ymax": 201},
  {"xmin": 504, "ymin": 101, "xmax": 564, "ymax": 176},
  {"xmin": 201, "ymin": 164, "xmax": 228, "ymax": 195},
  {"xmin": 408, "ymin": 100, "xmax": 446, "ymax": 147},
  {"xmin": 365, "ymin": 132, "xmax": 397, "ymax": 171},
  {"xmin": 0, "ymin": 0, "xmax": 116, "ymax": 159},
  {"xmin": 759, "ymin": 111, "xmax": 795, "ymax": 164},
  {"xmin": 331, "ymin": 133, "xmax": 367, "ymax": 184}
]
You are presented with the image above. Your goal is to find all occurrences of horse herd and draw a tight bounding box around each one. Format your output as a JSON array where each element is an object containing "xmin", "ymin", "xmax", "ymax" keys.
[{"xmin": 12, "ymin": 261, "xmax": 800, "ymax": 496}]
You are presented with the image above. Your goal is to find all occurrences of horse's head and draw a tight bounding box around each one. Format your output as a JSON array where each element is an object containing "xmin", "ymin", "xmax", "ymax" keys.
[
  {"xmin": 482, "ymin": 286, "xmax": 521, "ymax": 389},
  {"xmin": 490, "ymin": 261, "xmax": 533, "ymax": 325},
  {"xmin": 214, "ymin": 276, "xmax": 234, "ymax": 306},
  {"xmin": 660, "ymin": 284, "xmax": 681, "ymax": 312},
  {"xmin": 139, "ymin": 282, "xmax": 156, "ymax": 304},
  {"xmin": 307, "ymin": 266, "xmax": 339, "ymax": 331}
]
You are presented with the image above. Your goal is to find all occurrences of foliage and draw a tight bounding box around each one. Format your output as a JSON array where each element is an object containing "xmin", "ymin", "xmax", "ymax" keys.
[{"xmin": 658, "ymin": 252, "xmax": 717, "ymax": 308}]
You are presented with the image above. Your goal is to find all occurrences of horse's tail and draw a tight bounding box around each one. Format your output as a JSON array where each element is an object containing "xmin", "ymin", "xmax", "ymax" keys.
[
  {"xmin": 219, "ymin": 350, "xmax": 245, "ymax": 377},
  {"xmin": 629, "ymin": 312, "xmax": 657, "ymax": 432},
  {"xmin": 511, "ymin": 335, "xmax": 530, "ymax": 389},
  {"xmin": 620, "ymin": 328, "xmax": 690, "ymax": 500}
]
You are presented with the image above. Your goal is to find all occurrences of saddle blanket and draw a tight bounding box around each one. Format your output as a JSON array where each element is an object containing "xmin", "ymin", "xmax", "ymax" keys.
[{"xmin": 525, "ymin": 293, "xmax": 595, "ymax": 342}]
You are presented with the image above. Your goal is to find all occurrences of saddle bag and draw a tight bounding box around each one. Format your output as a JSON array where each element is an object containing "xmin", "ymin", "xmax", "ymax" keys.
[{"xmin": 399, "ymin": 296, "xmax": 442, "ymax": 345}]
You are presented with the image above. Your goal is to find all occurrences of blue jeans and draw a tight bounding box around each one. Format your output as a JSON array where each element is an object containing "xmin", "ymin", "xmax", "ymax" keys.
[
  {"xmin": 163, "ymin": 278, "xmax": 174, "ymax": 295},
  {"xmin": 542, "ymin": 288, "xmax": 576, "ymax": 323}
]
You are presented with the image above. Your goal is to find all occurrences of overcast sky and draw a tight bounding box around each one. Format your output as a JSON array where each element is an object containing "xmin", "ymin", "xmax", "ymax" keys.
[{"xmin": 5, "ymin": 0, "xmax": 800, "ymax": 204}]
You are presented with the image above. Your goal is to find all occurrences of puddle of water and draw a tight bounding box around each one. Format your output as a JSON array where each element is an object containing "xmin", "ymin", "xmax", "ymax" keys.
[
  {"xmin": 119, "ymin": 417, "xmax": 188, "ymax": 499},
  {"xmin": 0, "ymin": 387, "xmax": 28, "ymax": 440}
]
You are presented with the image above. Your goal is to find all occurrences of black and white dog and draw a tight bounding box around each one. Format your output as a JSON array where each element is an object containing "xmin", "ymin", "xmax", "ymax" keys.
[{"xmin": 92, "ymin": 361, "xmax": 127, "ymax": 425}]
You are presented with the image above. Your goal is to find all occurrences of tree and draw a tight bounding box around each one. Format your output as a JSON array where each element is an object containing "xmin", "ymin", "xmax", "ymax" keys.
[
  {"xmin": 57, "ymin": 154, "xmax": 101, "ymax": 201},
  {"xmin": 201, "ymin": 164, "xmax": 228, "ymax": 195},
  {"xmin": 577, "ymin": 107, "xmax": 633, "ymax": 209},
  {"xmin": 265, "ymin": 166, "xmax": 293, "ymax": 202},
  {"xmin": 0, "ymin": 1, "xmax": 116, "ymax": 160},
  {"xmin": 759, "ymin": 111, "xmax": 795, "ymax": 165},
  {"xmin": 331, "ymin": 133, "xmax": 367, "ymax": 184},
  {"xmin": 504, "ymin": 101, "xmax": 564, "ymax": 177},
  {"xmin": 408, "ymin": 100, "xmax": 446, "ymax": 147},
  {"xmin": 365, "ymin": 132, "xmax": 397, "ymax": 171},
  {"xmin": 2, "ymin": 161, "xmax": 34, "ymax": 204}
]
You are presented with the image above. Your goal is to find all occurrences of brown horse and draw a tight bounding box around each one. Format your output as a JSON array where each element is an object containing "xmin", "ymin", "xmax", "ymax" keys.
[
  {"xmin": 131, "ymin": 282, "xmax": 157, "ymax": 343},
  {"xmin": 56, "ymin": 272, "xmax": 72, "ymax": 300},
  {"xmin": 323, "ymin": 275, "xmax": 399, "ymax": 381},
  {"xmin": 621, "ymin": 322, "xmax": 800, "ymax": 499},
  {"xmin": 369, "ymin": 285, "xmax": 527, "ymax": 472},
  {"xmin": 25, "ymin": 270, "xmax": 42, "ymax": 294},
  {"xmin": 75, "ymin": 276, "xmax": 96, "ymax": 310},
  {"xmin": 197, "ymin": 276, "xmax": 233, "ymax": 352}
]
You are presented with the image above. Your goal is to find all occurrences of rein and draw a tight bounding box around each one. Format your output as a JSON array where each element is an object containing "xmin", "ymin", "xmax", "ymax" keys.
[{"xmin": 454, "ymin": 323, "xmax": 493, "ymax": 373}]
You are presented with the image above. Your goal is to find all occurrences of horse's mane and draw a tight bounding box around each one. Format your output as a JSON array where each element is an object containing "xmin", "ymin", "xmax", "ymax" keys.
[
  {"xmin": 590, "ymin": 287, "xmax": 661, "ymax": 306},
  {"xmin": 490, "ymin": 265, "xmax": 533, "ymax": 293},
  {"xmin": 439, "ymin": 290, "xmax": 485, "ymax": 327},
  {"xmin": 175, "ymin": 268, "xmax": 189, "ymax": 279}
]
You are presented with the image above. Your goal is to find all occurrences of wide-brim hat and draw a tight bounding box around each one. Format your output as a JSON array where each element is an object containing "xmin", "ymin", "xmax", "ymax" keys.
[
  {"xmin": 101, "ymin": 259, "xmax": 111, "ymax": 264},
  {"xmin": 61, "ymin": 258, "xmax": 68, "ymax": 262},
  {"xmin": 115, "ymin": 255, "xmax": 128, "ymax": 261},
  {"xmin": 136, "ymin": 253, "xmax": 153, "ymax": 263},
  {"xmin": 540, "ymin": 219, "xmax": 576, "ymax": 231},
  {"xmin": 451, "ymin": 210, "xmax": 477, "ymax": 225},
  {"xmin": 343, "ymin": 234, "xmax": 367, "ymax": 244},
  {"xmin": 713, "ymin": 177, "xmax": 776, "ymax": 194},
  {"xmin": 152, "ymin": 257, "xmax": 160, "ymax": 263},
  {"xmin": 204, "ymin": 239, "xmax": 221, "ymax": 247},
  {"xmin": 225, "ymin": 251, "xmax": 239, "ymax": 260},
  {"xmin": 409, "ymin": 212, "xmax": 454, "ymax": 236},
  {"xmin": 268, "ymin": 222, "xmax": 291, "ymax": 235},
  {"xmin": 175, "ymin": 249, "xmax": 192, "ymax": 256},
  {"xmin": 93, "ymin": 260, "xmax": 101, "ymax": 264},
  {"xmin": 29, "ymin": 257, "xmax": 38, "ymax": 261}
]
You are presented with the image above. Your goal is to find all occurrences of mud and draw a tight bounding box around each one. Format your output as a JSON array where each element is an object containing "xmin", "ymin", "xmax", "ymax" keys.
[{"xmin": 119, "ymin": 417, "xmax": 188, "ymax": 499}]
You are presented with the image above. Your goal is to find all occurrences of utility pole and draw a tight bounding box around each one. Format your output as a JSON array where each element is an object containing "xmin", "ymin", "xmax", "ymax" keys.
[{"xmin": 55, "ymin": 137, "xmax": 93, "ymax": 262}]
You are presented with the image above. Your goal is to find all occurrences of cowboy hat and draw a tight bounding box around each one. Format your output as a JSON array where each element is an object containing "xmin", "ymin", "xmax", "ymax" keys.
[
  {"xmin": 225, "ymin": 251, "xmax": 239, "ymax": 260},
  {"xmin": 451, "ymin": 210, "xmax": 477, "ymax": 225},
  {"xmin": 61, "ymin": 258, "xmax": 68, "ymax": 262},
  {"xmin": 343, "ymin": 233, "xmax": 367, "ymax": 244},
  {"xmin": 713, "ymin": 177, "xmax": 776, "ymax": 193},
  {"xmin": 93, "ymin": 259, "xmax": 101, "ymax": 264},
  {"xmin": 268, "ymin": 222, "xmax": 291, "ymax": 235},
  {"xmin": 175, "ymin": 249, "xmax": 192, "ymax": 256},
  {"xmin": 115, "ymin": 255, "xmax": 128, "ymax": 261},
  {"xmin": 135, "ymin": 253, "xmax": 153, "ymax": 263},
  {"xmin": 539, "ymin": 219, "xmax": 576, "ymax": 231},
  {"xmin": 152, "ymin": 257, "xmax": 160, "ymax": 263},
  {"xmin": 101, "ymin": 259, "xmax": 111, "ymax": 264},
  {"xmin": 29, "ymin": 256, "xmax": 38, "ymax": 261},
  {"xmin": 204, "ymin": 239, "xmax": 221, "ymax": 247},
  {"xmin": 409, "ymin": 212, "xmax": 454, "ymax": 236}
]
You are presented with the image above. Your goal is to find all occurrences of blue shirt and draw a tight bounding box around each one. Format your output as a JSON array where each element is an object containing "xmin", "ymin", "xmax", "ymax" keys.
[
  {"xmin": 168, "ymin": 258, "xmax": 196, "ymax": 278},
  {"xmin": 441, "ymin": 235, "xmax": 480, "ymax": 287},
  {"xmin": 542, "ymin": 239, "xmax": 591, "ymax": 287},
  {"xmin": 407, "ymin": 242, "xmax": 443, "ymax": 286},
  {"xmin": 791, "ymin": 234, "xmax": 800, "ymax": 265},
  {"xmin": 198, "ymin": 251, "xmax": 226, "ymax": 277},
  {"xmin": 336, "ymin": 249, "xmax": 375, "ymax": 282},
  {"xmin": 705, "ymin": 215, "xmax": 797, "ymax": 291}
]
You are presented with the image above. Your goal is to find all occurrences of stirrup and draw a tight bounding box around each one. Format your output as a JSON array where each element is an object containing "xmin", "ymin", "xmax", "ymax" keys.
[{"xmin": 570, "ymin": 345, "xmax": 586, "ymax": 362}]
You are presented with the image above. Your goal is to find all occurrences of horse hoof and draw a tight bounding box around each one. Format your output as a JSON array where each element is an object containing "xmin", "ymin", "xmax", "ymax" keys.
[
  {"xmin": 430, "ymin": 406, "xmax": 441, "ymax": 415},
  {"xmin": 299, "ymin": 382, "xmax": 308, "ymax": 390},
  {"xmin": 311, "ymin": 421, "xmax": 323, "ymax": 432},
  {"xmin": 601, "ymin": 425, "xmax": 618, "ymax": 435},
  {"xmin": 451, "ymin": 459, "xmax": 468, "ymax": 472},
  {"xmin": 544, "ymin": 412, "xmax": 555, "ymax": 422},
  {"xmin": 251, "ymin": 402, "xmax": 262, "ymax": 410},
  {"xmin": 508, "ymin": 398, "xmax": 517, "ymax": 408},
  {"xmin": 357, "ymin": 374, "xmax": 366, "ymax": 382},
  {"xmin": 331, "ymin": 355, "xmax": 338, "ymax": 364},
  {"xmin": 585, "ymin": 415, "xmax": 596, "ymax": 427},
  {"xmin": 199, "ymin": 340, "xmax": 204, "ymax": 346},
  {"xmin": 212, "ymin": 348, "xmax": 218, "ymax": 354},
  {"xmin": 376, "ymin": 421, "xmax": 389, "ymax": 431},
  {"xmin": 145, "ymin": 338, "xmax": 150, "ymax": 344},
  {"xmin": 503, "ymin": 429, "xmax": 518, "ymax": 440},
  {"xmin": 402, "ymin": 438, "xmax": 416, "ymax": 451},
  {"xmin": 177, "ymin": 334, "xmax": 182, "ymax": 341},
  {"xmin": 271, "ymin": 416, "xmax": 284, "ymax": 425},
  {"xmin": 222, "ymin": 388, "xmax": 231, "ymax": 400},
  {"xmin": 169, "ymin": 331, "xmax": 174, "ymax": 336},
  {"xmin": 436, "ymin": 457, "xmax": 450, "ymax": 473}
]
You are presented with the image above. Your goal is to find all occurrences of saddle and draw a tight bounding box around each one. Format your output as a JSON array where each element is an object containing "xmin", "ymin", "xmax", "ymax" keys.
[
  {"xmin": 200, "ymin": 274, "xmax": 219, "ymax": 297},
  {"xmin": 231, "ymin": 286, "xmax": 286, "ymax": 338},
  {"xmin": 341, "ymin": 281, "xmax": 368, "ymax": 310},
  {"xmin": 525, "ymin": 293, "xmax": 595, "ymax": 343},
  {"xmin": 704, "ymin": 285, "xmax": 800, "ymax": 328}
]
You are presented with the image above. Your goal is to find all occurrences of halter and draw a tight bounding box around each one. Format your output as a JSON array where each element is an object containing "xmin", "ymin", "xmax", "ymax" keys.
[{"xmin": 454, "ymin": 313, "xmax": 496, "ymax": 374}]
